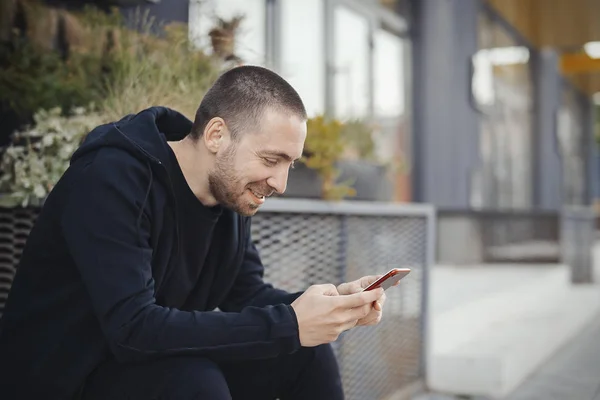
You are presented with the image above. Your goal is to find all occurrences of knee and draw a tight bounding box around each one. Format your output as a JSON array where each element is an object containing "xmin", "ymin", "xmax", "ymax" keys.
[
  {"xmin": 83, "ymin": 357, "xmax": 232, "ymax": 400},
  {"xmin": 314, "ymin": 343, "xmax": 340, "ymax": 370},
  {"xmin": 160, "ymin": 357, "xmax": 232, "ymax": 400},
  {"xmin": 295, "ymin": 343, "xmax": 341, "ymax": 373}
]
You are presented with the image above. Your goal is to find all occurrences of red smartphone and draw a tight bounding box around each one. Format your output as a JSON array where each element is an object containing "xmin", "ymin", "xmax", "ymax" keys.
[{"xmin": 363, "ymin": 268, "xmax": 411, "ymax": 291}]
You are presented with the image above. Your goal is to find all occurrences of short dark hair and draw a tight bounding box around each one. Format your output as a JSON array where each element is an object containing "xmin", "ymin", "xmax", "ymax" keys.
[{"xmin": 190, "ymin": 65, "xmax": 307, "ymax": 140}]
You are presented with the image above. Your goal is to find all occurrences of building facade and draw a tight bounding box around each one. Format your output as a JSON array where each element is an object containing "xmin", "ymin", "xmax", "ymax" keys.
[{"xmin": 128, "ymin": 0, "xmax": 597, "ymax": 215}]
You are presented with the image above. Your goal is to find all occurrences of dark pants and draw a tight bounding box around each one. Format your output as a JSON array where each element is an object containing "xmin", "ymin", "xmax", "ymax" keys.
[{"xmin": 81, "ymin": 344, "xmax": 343, "ymax": 399}]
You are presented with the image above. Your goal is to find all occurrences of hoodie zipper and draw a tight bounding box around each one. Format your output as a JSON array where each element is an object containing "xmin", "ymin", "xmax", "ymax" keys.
[{"xmin": 112, "ymin": 123, "xmax": 181, "ymax": 290}]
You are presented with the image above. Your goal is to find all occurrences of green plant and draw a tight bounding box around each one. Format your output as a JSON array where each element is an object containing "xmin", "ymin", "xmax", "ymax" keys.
[
  {"xmin": 0, "ymin": 2, "xmax": 110, "ymax": 122},
  {"xmin": 302, "ymin": 115, "xmax": 356, "ymax": 201},
  {"xmin": 0, "ymin": 34, "xmax": 102, "ymax": 120},
  {"xmin": 340, "ymin": 118, "xmax": 377, "ymax": 161},
  {"xmin": 0, "ymin": 4, "xmax": 224, "ymax": 206},
  {"xmin": 0, "ymin": 3, "xmax": 222, "ymax": 125},
  {"xmin": 93, "ymin": 12, "xmax": 221, "ymax": 121},
  {"xmin": 208, "ymin": 14, "xmax": 244, "ymax": 61},
  {"xmin": 0, "ymin": 107, "xmax": 105, "ymax": 207}
]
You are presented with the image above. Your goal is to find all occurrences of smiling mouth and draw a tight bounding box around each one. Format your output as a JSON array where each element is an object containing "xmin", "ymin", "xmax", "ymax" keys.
[
  {"xmin": 249, "ymin": 189, "xmax": 266, "ymax": 200},
  {"xmin": 248, "ymin": 189, "xmax": 270, "ymax": 204}
]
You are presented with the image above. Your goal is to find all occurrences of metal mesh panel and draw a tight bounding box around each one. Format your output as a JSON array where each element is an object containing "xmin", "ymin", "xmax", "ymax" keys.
[
  {"xmin": 252, "ymin": 202, "xmax": 432, "ymax": 400},
  {"xmin": 0, "ymin": 201, "xmax": 433, "ymax": 399},
  {"xmin": 0, "ymin": 207, "xmax": 40, "ymax": 318},
  {"xmin": 340, "ymin": 215, "xmax": 425, "ymax": 399},
  {"xmin": 251, "ymin": 213, "xmax": 344, "ymax": 292}
]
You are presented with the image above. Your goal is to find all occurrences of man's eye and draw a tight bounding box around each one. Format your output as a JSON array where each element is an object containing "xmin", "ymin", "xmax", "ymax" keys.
[{"xmin": 264, "ymin": 158, "xmax": 278, "ymax": 166}]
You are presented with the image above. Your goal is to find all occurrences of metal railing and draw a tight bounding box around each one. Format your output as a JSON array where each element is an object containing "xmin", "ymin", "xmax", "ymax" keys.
[
  {"xmin": 437, "ymin": 207, "xmax": 596, "ymax": 284},
  {"xmin": 561, "ymin": 206, "xmax": 596, "ymax": 284},
  {"xmin": 478, "ymin": 210, "xmax": 560, "ymax": 263},
  {"xmin": 438, "ymin": 210, "xmax": 560, "ymax": 264},
  {"xmin": 253, "ymin": 199, "xmax": 435, "ymax": 399},
  {"xmin": 0, "ymin": 199, "xmax": 436, "ymax": 399}
]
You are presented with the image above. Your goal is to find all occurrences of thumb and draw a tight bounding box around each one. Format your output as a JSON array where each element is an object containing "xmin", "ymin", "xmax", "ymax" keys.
[
  {"xmin": 338, "ymin": 281, "xmax": 363, "ymax": 295},
  {"xmin": 360, "ymin": 275, "xmax": 383, "ymax": 289}
]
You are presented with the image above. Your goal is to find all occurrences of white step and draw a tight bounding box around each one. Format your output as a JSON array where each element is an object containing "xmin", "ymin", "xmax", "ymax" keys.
[
  {"xmin": 429, "ymin": 265, "xmax": 569, "ymax": 354},
  {"xmin": 427, "ymin": 264, "xmax": 600, "ymax": 398}
]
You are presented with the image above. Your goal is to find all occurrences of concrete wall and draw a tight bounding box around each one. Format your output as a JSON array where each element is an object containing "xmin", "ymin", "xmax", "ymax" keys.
[
  {"xmin": 582, "ymin": 93, "xmax": 597, "ymax": 206},
  {"xmin": 410, "ymin": 0, "xmax": 481, "ymax": 209},
  {"xmin": 532, "ymin": 49, "xmax": 563, "ymax": 211},
  {"xmin": 437, "ymin": 215, "xmax": 485, "ymax": 264}
]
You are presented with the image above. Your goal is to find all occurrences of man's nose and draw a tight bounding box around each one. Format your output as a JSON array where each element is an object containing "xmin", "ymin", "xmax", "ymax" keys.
[{"xmin": 267, "ymin": 167, "xmax": 289, "ymax": 195}]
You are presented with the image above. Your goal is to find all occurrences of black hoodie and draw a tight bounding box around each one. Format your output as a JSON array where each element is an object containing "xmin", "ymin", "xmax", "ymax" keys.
[{"xmin": 0, "ymin": 107, "xmax": 302, "ymax": 399}]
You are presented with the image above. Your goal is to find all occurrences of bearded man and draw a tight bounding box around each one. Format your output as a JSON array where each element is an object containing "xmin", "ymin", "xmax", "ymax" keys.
[{"xmin": 0, "ymin": 65, "xmax": 386, "ymax": 399}]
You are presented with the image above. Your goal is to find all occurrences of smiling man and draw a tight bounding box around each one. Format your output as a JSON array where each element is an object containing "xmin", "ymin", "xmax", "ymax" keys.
[{"xmin": 0, "ymin": 66, "xmax": 386, "ymax": 399}]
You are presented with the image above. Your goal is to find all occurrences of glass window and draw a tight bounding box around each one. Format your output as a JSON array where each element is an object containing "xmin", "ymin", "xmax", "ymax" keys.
[
  {"xmin": 280, "ymin": 0, "xmax": 325, "ymax": 117},
  {"xmin": 471, "ymin": 12, "xmax": 534, "ymax": 209},
  {"xmin": 374, "ymin": 28, "xmax": 405, "ymax": 118},
  {"xmin": 333, "ymin": 5, "xmax": 370, "ymax": 119},
  {"xmin": 372, "ymin": 28, "xmax": 407, "ymax": 164},
  {"xmin": 559, "ymin": 87, "xmax": 586, "ymax": 205}
]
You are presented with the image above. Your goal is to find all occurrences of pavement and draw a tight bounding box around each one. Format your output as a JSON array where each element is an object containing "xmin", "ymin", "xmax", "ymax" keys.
[
  {"xmin": 415, "ymin": 310, "xmax": 600, "ymax": 400},
  {"xmin": 504, "ymin": 313, "xmax": 600, "ymax": 400}
]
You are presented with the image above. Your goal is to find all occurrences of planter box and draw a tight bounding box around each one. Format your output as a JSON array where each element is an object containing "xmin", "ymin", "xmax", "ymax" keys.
[
  {"xmin": 338, "ymin": 160, "xmax": 393, "ymax": 202},
  {"xmin": 283, "ymin": 161, "xmax": 393, "ymax": 202},
  {"xmin": 280, "ymin": 163, "xmax": 323, "ymax": 199}
]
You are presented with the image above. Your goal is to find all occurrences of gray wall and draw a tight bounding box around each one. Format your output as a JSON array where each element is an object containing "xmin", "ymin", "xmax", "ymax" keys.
[
  {"xmin": 410, "ymin": 0, "xmax": 481, "ymax": 209},
  {"xmin": 582, "ymin": 90, "xmax": 597, "ymax": 206},
  {"xmin": 437, "ymin": 215, "xmax": 484, "ymax": 264},
  {"xmin": 121, "ymin": 0, "xmax": 189, "ymax": 26},
  {"xmin": 532, "ymin": 49, "xmax": 563, "ymax": 211}
]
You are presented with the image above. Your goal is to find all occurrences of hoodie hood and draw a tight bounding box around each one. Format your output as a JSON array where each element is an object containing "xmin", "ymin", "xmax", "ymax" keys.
[{"xmin": 71, "ymin": 106, "xmax": 193, "ymax": 167}]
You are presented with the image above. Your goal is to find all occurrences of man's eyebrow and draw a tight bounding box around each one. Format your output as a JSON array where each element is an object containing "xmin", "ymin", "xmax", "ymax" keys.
[{"xmin": 260, "ymin": 150, "xmax": 299, "ymax": 162}]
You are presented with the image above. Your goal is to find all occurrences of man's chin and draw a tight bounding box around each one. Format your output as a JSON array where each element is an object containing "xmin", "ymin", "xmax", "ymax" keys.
[{"xmin": 233, "ymin": 202, "xmax": 260, "ymax": 217}]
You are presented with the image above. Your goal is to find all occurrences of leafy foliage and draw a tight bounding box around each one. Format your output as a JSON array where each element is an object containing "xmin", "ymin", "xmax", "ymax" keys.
[
  {"xmin": 0, "ymin": 34, "xmax": 102, "ymax": 120},
  {"xmin": 302, "ymin": 116, "xmax": 356, "ymax": 201},
  {"xmin": 0, "ymin": 4, "xmax": 222, "ymax": 206},
  {"xmin": 340, "ymin": 119, "xmax": 377, "ymax": 161},
  {"xmin": 0, "ymin": 107, "xmax": 104, "ymax": 207}
]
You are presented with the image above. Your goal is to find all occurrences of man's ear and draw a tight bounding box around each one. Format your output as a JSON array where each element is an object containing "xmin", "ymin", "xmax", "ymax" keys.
[{"xmin": 203, "ymin": 117, "xmax": 228, "ymax": 154}]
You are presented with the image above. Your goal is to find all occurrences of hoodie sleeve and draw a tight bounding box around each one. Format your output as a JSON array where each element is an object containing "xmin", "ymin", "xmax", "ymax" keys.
[
  {"xmin": 60, "ymin": 149, "xmax": 301, "ymax": 363},
  {"xmin": 219, "ymin": 221, "xmax": 304, "ymax": 312}
]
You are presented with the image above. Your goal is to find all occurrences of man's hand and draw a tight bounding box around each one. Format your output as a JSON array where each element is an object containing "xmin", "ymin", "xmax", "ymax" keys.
[
  {"xmin": 337, "ymin": 275, "xmax": 393, "ymax": 326},
  {"xmin": 291, "ymin": 284, "xmax": 384, "ymax": 347}
]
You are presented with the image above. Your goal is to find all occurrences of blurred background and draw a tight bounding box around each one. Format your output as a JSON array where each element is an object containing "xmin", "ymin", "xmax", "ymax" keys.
[{"xmin": 1, "ymin": 0, "xmax": 600, "ymax": 399}]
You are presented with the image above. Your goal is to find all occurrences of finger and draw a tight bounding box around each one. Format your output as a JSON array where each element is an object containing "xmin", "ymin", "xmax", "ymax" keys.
[
  {"xmin": 338, "ymin": 281, "xmax": 363, "ymax": 295},
  {"xmin": 360, "ymin": 311, "xmax": 382, "ymax": 326},
  {"xmin": 314, "ymin": 284, "xmax": 339, "ymax": 296},
  {"xmin": 374, "ymin": 301, "xmax": 382, "ymax": 312},
  {"xmin": 360, "ymin": 275, "xmax": 382, "ymax": 289},
  {"xmin": 336, "ymin": 289, "xmax": 383, "ymax": 309},
  {"xmin": 376, "ymin": 293, "xmax": 387, "ymax": 309},
  {"xmin": 348, "ymin": 303, "xmax": 372, "ymax": 321},
  {"xmin": 340, "ymin": 318, "xmax": 359, "ymax": 332}
]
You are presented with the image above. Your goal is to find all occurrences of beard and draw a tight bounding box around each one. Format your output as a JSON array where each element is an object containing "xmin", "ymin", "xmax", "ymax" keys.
[{"xmin": 208, "ymin": 145, "xmax": 271, "ymax": 216}]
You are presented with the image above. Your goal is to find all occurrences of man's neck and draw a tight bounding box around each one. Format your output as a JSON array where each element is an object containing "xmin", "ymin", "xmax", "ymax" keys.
[{"xmin": 168, "ymin": 137, "xmax": 218, "ymax": 206}]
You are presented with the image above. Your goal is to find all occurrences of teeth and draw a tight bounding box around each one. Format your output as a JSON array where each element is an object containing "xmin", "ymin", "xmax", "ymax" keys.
[{"xmin": 250, "ymin": 189, "xmax": 265, "ymax": 199}]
